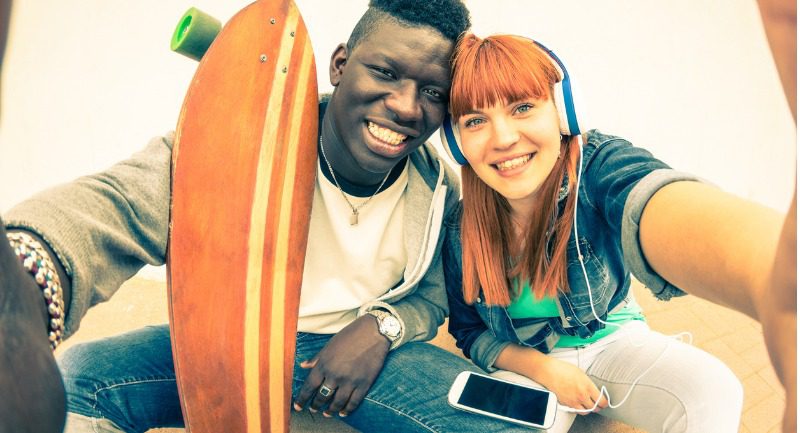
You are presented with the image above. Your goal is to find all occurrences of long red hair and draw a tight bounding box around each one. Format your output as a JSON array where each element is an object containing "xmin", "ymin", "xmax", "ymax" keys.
[{"xmin": 451, "ymin": 33, "xmax": 580, "ymax": 306}]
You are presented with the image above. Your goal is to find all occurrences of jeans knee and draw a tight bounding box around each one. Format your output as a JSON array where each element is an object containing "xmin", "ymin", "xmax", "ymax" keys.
[
  {"xmin": 59, "ymin": 342, "xmax": 95, "ymax": 375},
  {"xmin": 59, "ymin": 343, "xmax": 106, "ymax": 416},
  {"xmin": 59, "ymin": 340, "xmax": 178, "ymax": 432}
]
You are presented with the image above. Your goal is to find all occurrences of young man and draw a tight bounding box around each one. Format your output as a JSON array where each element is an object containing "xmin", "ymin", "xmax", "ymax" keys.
[{"xmin": 0, "ymin": 1, "xmax": 540, "ymax": 432}]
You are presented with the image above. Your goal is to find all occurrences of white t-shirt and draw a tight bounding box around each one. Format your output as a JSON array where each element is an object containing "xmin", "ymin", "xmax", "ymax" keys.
[{"xmin": 297, "ymin": 159, "xmax": 409, "ymax": 334}]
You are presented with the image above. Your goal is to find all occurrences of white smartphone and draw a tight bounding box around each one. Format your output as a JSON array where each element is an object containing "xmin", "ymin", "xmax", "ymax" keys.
[{"xmin": 448, "ymin": 371, "xmax": 558, "ymax": 429}]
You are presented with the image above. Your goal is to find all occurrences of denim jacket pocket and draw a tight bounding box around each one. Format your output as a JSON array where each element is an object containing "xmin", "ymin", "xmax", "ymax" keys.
[{"xmin": 566, "ymin": 237, "xmax": 611, "ymax": 310}]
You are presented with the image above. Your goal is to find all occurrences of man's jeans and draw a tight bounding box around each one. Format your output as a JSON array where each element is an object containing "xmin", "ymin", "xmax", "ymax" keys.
[{"xmin": 59, "ymin": 324, "xmax": 534, "ymax": 433}]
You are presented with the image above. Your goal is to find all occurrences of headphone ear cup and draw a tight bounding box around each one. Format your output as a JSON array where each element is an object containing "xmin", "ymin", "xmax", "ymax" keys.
[
  {"xmin": 566, "ymin": 78, "xmax": 588, "ymax": 137},
  {"xmin": 557, "ymin": 73, "xmax": 583, "ymax": 136},
  {"xmin": 440, "ymin": 112, "xmax": 468, "ymax": 165},
  {"xmin": 533, "ymin": 40, "xmax": 583, "ymax": 136},
  {"xmin": 552, "ymin": 81, "xmax": 572, "ymax": 136}
]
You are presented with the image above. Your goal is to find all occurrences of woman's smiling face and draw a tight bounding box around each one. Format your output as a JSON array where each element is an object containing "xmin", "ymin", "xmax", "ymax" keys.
[{"xmin": 458, "ymin": 96, "xmax": 563, "ymax": 209}]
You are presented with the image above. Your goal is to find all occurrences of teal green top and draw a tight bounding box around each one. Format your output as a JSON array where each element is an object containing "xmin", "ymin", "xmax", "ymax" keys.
[{"xmin": 507, "ymin": 280, "xmax": 645, "ymax": 348}]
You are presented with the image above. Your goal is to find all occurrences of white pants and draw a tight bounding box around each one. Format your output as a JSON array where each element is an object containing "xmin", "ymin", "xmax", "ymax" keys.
[{"xmin": 491, "ymin": 321, "xmax": 743, "ymax": 433}]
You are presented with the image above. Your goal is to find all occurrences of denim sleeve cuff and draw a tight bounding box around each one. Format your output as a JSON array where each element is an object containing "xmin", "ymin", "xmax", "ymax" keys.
[
  {"xmin": 622, "ymin": 169, "xmax": 704, "ymax": 301},
  {"xmin": 469, "ymin": 330, "xmax": 513, "ymax": 373}
]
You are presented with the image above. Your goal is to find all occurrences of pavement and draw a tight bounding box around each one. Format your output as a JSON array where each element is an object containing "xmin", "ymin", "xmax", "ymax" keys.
[{"xmin": 54, "ymin": 274, "xmax": 788, "ymax": 433}]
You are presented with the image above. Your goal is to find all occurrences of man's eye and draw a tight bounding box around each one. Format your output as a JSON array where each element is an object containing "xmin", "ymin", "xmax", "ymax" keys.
[
  {"xmin": 370, "ymin": 66, "xmax": 396, "ymax": 79},
  {"xmin": 423, "ymin": 88, "xmax": 445, "ymax": 101}
]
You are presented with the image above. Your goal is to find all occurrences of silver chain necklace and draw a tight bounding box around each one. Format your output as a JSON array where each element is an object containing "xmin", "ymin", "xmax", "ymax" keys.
[{"xmin": 319, "ymin": 136, "xmax": 392, "ymax": 226}]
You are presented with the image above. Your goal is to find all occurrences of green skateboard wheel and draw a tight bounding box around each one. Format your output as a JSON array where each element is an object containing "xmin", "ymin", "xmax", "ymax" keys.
[{"xmin": 170, "ymin": 7, "xmax": 222, "ymax": 61}]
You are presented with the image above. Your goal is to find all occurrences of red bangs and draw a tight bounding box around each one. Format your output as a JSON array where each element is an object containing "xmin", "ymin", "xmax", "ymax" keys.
[{"xmin": 450, "ymin": 34, "xmax": 560, "ymax": 119}]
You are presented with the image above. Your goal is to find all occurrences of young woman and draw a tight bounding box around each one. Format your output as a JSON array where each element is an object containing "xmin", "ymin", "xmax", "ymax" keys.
[{"xmin": 441, "ymin": 33, "xmax": 762, "ymax": 433}]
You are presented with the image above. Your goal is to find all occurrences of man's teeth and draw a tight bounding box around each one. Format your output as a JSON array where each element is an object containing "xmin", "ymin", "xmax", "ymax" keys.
[
  {"xmin": 496, "ymin": 154, "xmax": 531, "ymax": 171},
  {"xmin": 368, "ymin": 122, "xmax": 407, "ymax": 145}
]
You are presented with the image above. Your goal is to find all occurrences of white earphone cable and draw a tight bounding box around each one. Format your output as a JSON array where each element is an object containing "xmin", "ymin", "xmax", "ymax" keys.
[{"xmin": 560, "ymin": 134, "xmax": 692, "ymax": 413}]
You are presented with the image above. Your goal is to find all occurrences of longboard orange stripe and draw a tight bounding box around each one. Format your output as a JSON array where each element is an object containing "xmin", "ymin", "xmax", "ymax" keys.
[
  {"xmin": 267, "ymin": 30, "xmax": 315, "ymax": 433},
  {"xmin": 244, "ymin": 4, "xmax": 301, "ymax": 433}
]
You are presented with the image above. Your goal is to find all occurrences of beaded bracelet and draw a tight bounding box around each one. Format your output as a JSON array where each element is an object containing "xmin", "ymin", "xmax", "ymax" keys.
[{"xmin": 6, "ymin": 231, "xmax": 65, "ymax": 350}]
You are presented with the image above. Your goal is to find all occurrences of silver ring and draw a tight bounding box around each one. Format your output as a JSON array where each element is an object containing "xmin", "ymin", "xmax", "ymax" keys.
[{"xmin": 319, "ymin": 385, "xmax": 333, "ymax": 397}]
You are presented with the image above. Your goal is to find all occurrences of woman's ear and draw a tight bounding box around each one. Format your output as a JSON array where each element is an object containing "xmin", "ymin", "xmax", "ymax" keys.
[{"xmin": 329, "ymin": 43, "xmax": 348, "ymax": 87}]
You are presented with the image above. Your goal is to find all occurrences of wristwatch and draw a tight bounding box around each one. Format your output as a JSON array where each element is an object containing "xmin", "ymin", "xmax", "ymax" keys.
[{"xmin": 367, "ymin": 310, "xmax": 402, "ymax": 343}]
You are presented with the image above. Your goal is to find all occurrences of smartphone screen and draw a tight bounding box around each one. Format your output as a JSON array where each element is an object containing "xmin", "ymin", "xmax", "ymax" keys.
[{"xmin": 457, "ymin": 373, "xmax": 551, "ymax": 425}]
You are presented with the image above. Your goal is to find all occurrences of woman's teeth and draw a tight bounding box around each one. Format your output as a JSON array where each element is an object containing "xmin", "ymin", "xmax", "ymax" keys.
[
  {"xmin": 368, "ymin": 122, "xmax": 407, "ymax": 145},
  {"xmin": 496, "ymin": 154, "xmax": 531, "ymax": 171}
]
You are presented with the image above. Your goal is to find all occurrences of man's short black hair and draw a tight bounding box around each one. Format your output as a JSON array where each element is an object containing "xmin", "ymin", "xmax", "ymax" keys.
[{"xmin": 346, "ymin": 0, "xmax": 471, "ymax": 51}]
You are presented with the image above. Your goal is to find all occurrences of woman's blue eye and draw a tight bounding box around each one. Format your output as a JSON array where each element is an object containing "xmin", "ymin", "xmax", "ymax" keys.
[
  {"xmin": 464, "ymin": 118, "xmax": 484, "ymax": 128},
  {"xmin": 516, "ymin": 103, "xmax": 534, "ymax": 114}
]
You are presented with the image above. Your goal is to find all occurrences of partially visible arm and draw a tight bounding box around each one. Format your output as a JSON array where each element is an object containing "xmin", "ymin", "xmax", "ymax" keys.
[
  {"xmin": 763, "ymin": 191, "xmax": 796, "ymax": 433},
  {"xmin": 752, "ymin": 2, "xmax": 796, "ymax": 431},
  {"xmin": 292, "ymin": 253, "xmax": 448, "ymax": 418},
  {"xmin": 441, "ymin": 214, "xmax": 510, "ymax": 369},
  {"xmin": 757, "ymin": 0, "xmax": 796, "ymax": 120},
  {"xmin": 639, "ymin": 181, "xmax": 783, "ymax": 318},
  {"xmin": 4, "ymin": 134, "xmax": 173, "ymax": 338},
  {"xmin": 295, "ymin": 185, "xmax": 459, "ymax": 418},
  {"xmin": 363, "ymin": 170, "xmax": 464, "ymax": 348},
  {"xmin": 363, "ymin": 252, "xmax": 449, "ymax": 348},
  {"xmin": 640, "ymin": 180, "xmax": 795, "ymax": 432},
  {"xmin": 0, "ymin": 220, "xmax": 66, "ymax": 433},
  {"xmin": 0, "ymin": 0, "xmax": 9, "ymax": 115}
]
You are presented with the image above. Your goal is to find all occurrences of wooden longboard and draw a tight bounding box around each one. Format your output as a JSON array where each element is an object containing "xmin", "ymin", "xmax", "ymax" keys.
[{"xmin": 166, "ymin": 1, "xmax": 318, "ymax": 432}]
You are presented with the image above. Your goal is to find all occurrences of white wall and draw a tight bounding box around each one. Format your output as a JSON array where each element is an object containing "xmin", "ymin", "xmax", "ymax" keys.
[{"xmin": 0, "ymin": 1, "xmax": 794, "ymax": 210}]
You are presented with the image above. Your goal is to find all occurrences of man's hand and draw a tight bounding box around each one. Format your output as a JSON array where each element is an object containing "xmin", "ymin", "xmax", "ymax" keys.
[
  {"xmin": 293, "ymin": 314, "xmax": 391, "ymax": 418},
  {"xmin": 0, "ymin": 218, "xmax": 66, "ymax": 433}
]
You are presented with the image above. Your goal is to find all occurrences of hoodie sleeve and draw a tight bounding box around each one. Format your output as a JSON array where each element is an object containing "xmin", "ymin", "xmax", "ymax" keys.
[{"xmin": 4, "ymin": 133, "xmax": 174, "ymax": 338}]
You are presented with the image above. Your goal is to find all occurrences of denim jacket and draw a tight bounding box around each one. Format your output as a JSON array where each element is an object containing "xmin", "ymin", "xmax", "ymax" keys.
[{"xmin": 443, "ymin": 130, "xmax": 700, "ymax": 372}]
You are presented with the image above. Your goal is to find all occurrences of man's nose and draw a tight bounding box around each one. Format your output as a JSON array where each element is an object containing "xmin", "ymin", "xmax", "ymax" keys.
[{"xmin": 385, "ymin": 82, "xmax": 423, "ymax": 123}]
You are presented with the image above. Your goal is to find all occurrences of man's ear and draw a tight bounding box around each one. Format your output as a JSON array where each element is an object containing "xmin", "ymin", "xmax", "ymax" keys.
[{"xmin": 329, "ymin": 43, "xmax": 348, "ymax": 87}]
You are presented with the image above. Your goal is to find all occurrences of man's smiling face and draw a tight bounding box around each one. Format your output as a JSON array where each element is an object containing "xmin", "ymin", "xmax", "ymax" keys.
[{"xmin": 324, "ymin": 19, "xmax": 454, "ymax": 184}]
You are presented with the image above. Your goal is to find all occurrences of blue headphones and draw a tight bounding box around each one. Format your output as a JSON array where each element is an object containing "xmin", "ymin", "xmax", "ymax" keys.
[{"xmin": 441, "ymin": 39, "xmax": 583, "ymax": 166}]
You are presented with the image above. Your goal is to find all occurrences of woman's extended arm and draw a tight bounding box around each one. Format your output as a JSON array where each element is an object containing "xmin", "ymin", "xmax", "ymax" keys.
[
  {"xmin": 639, "ymin": 180, "xmax": 784, "ymax": 318},
  {"xmin": 639, "ymin": 181, "xmax": 795, "ymax": 432}
]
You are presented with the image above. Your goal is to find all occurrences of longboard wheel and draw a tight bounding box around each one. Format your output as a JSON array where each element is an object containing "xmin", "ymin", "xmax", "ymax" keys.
[{"xmin": 170, "ymin": 7, "xmax": 221, "ymax": 61}]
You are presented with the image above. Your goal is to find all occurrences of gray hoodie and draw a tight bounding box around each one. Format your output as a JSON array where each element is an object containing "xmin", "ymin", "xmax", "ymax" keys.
[{"xmin": 6, "ymin": 115, "xmax": 461, "ymax": 348}]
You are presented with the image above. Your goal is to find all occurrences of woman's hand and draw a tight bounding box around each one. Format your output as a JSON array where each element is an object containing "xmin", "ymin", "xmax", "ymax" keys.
[
  {"xmin": 537, "ymin": 357, "xmax": 607, "ymax": 413},
  {"xmin": 494, "ymin": 344, "xmax": 607, "ymax": 414}
]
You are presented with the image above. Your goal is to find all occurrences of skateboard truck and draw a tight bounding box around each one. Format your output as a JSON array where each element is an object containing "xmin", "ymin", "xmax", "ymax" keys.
[{"xmin": 170, "ymin": 7, "xmax": 222, "ymax": 61}]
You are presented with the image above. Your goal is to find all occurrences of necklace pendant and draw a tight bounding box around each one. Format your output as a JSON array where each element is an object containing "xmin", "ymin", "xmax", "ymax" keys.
[{"xmin": 350, "ymin": 210, "xmax": 359, "ymax": 226}]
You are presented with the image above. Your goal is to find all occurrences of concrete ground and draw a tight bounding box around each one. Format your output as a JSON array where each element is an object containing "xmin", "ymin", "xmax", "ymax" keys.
[{"xmin": 55, "ymin": 275, "xmax": 787, "ymax": 433}]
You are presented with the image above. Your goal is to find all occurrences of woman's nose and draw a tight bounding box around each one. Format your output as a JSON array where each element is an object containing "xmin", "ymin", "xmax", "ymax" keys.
[{"xmin": 492, "ymin": 118, "xmax": 519, "ymax": 150}]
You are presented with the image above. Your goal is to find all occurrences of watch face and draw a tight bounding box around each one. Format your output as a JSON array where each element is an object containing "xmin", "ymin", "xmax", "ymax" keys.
[{"xmin": 381, "ymin": 316, "xmax": 402, "ymax": 338}]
